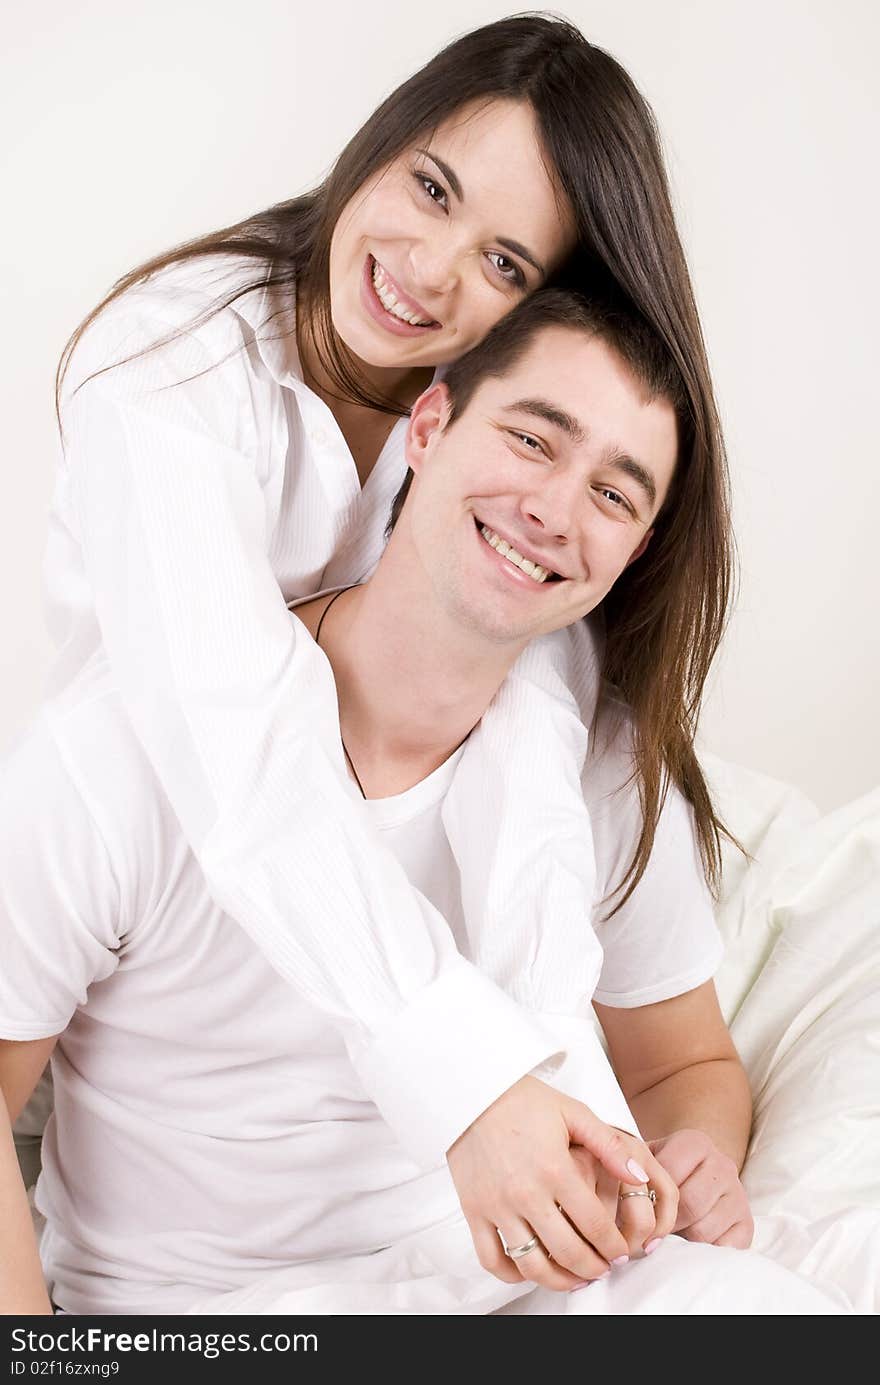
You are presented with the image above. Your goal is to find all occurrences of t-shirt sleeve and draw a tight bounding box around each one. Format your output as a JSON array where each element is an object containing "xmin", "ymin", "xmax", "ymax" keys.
[
  {"xmin": 0, "ymin": 720, "xmax": 122, "ymax": 1039},
  {"xmin": 585, "ymin": 708, "xmax": 724, "ymax": 1009}
]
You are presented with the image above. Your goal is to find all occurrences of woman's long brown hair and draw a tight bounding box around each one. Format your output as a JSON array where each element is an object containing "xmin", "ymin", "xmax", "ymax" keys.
[{"xmin": 56, "ymin": 13, "xmax": 740, "ymax": 908}]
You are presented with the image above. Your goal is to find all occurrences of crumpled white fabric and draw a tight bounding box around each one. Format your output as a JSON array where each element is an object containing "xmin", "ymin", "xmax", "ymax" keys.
[
  {"xmin": 185, "ymin": 1214, "xmax": 518, "ymax": 1317},
  {"xmin": 184, "ymin": 1208, "xmax": 853, "ymax": 1316}
]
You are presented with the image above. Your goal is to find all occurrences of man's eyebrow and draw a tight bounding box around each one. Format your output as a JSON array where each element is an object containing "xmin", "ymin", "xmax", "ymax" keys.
[
  {"xmin": 606, "ymin": 453, "xmax": 657, "ymax": 510},
  {"xmin": 502, "ymin": 399, "xmax": 659, "ymax": 509},
  {"xmin": 502, "ymin": 398, "xmax": 585, "ymax": 443},
  {"xmin": 415, "ymin": 152, "xmax": 545, "ymax": 277}
]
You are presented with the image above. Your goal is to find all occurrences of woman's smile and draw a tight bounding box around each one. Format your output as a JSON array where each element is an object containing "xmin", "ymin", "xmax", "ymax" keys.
[{"xmin": 360, "ymin": 255, "xmax": 442, "ymax": 337}]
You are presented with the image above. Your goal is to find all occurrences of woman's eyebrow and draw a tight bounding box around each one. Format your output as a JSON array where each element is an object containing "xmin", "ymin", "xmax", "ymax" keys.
[
  {"xmin": 497, "ymin": 238, "xmax": 545, "ymax": 277},
  {"xmin": 416, "ymin": 150, "xmax": 545, "ymax": 277},
  {"xmin": 416, "ymin": 151, "xmax": 463, "ymax": 200}
]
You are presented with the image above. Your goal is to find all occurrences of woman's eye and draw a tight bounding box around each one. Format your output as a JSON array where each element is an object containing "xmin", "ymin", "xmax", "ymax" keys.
[
  {"xmin": 414, "ymin": 172, "xmax": 448, "ymax": 210},
  {"xmin": 486, "ymin": 251, "xmax": 525, "ymax": 288}
]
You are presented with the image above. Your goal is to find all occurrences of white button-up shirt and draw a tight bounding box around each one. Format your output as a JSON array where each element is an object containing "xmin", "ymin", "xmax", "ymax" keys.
[{"xmin": 46, "ymin": 255, "xmax": 625, "ymax": 1167}]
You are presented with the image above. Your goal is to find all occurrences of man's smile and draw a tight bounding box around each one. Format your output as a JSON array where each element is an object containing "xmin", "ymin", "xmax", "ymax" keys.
[{"xmin": 474, "ymin": 518, "xmax": 566, "ymax": 586}]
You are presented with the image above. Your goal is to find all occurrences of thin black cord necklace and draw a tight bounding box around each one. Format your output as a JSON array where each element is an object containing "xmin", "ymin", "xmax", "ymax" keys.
[
  {"xmin": 315, "ymin": 585, "xmax": 477, "ymax": 800},
  {"xmin": 314, "ymin": 586, "xmax": 366, "ymax": 799}
]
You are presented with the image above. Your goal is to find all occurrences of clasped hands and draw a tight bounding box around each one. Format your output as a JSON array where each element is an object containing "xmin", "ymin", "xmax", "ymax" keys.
[{"xmin": 446, "ymin": 1077, "xmax": 753, "ymax": 1293}]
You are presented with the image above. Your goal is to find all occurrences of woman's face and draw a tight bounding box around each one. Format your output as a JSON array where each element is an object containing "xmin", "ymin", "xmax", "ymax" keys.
[{"xmin": 328, "ymin": 99, "xmax": 577, "ymax": 372}]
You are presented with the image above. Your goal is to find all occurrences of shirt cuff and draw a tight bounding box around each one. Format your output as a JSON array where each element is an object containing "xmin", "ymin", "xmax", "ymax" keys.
[
  {"xmin": 351, "ymin": 957, "xmax": 564, "ymax": 1168},
  {"xmin": 530, "ymin": 1014, "xmax": 641, "ymax": 1139}
]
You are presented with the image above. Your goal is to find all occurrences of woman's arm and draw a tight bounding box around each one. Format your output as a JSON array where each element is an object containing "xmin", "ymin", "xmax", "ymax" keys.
[
  {"xmin": 53, "ymin": 275, "xmax": 599, "ymax": 1167},
  {"xmin": 50, "ymin": 280, "xmax": 671, "ymax": 1289}
]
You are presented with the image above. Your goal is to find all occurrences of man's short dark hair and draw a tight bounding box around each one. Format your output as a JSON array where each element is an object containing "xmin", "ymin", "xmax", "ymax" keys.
[{"xmin": 387, "ymin": 288, "xmax": 687, "ymax": 531}]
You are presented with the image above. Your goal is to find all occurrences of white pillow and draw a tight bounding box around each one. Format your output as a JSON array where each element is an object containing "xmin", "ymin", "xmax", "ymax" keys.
[{"xmin": 725, "ymin": 785, "xmax": 880, "ymax": 1221}]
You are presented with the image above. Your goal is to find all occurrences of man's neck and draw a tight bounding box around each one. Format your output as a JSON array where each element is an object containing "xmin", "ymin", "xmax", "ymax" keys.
[{"xmin": 298, "ymin": 573, "xmax": 523, "ymax": 799}]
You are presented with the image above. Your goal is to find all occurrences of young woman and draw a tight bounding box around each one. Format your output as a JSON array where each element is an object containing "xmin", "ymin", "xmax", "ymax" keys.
[{"xmin": 33, "ymin": 14, "xmax": 733, "ymax": 1294}]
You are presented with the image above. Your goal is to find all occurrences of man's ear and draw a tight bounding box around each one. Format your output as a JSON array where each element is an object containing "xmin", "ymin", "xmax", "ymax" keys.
[
  {"xmin": 406, "ymin": 382, "xmax": 452, "ymax": 475},
  {"xmin": 625, "ymin": 528, "xmax": 653, "ymax": 568}
]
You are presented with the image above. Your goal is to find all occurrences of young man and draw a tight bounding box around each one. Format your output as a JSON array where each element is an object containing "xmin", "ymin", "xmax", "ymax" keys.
[{"xmin": 2, "ymin": 291, "xmax": 810, "ymax": 1316}]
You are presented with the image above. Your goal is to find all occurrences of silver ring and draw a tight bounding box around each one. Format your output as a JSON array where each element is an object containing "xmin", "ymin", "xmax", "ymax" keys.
[
  {"xmin": 505, "ymin": 1234, "xmax": 541, "ymax": 1260},
  {"xmin": 619, "ymin": 1187, "xmax": 657, "ymax": 1203}
]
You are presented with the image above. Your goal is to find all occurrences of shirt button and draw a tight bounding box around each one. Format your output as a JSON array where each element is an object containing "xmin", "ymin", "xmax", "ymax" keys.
[{"xmin": 310, "ymin": 428, "xmax": 329, "ymax": 449}]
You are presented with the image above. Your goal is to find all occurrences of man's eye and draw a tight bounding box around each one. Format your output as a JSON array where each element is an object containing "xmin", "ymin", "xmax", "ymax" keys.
[
  {"xmin": 414, "ymin": 172, "xmax": 448, "ymax": 210},
  {"xmin": 512, "ymin": 431, "xmax": 543, "ymax": 452},
  {"xmin": 596, "ymin": 486, "xmax": 632, "ymax": 514}
]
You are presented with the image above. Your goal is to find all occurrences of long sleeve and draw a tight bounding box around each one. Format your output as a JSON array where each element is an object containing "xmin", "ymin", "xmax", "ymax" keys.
[
  {"xmin": 444, "ymin": 623, "xmax": 604, "ymax": 1011},
  {"xmin": 443, "ymin": 622, "xmax": 641, "ymax": 1138},
  {"xmin": 50, "ymin": 270, "xmax": 561, "ymax": 1168}
]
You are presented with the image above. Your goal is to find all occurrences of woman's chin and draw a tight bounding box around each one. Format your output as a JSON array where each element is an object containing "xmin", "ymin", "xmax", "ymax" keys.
[{"xmin": 333, "ymin": 318, "xmax": 444, "ymax": 372}]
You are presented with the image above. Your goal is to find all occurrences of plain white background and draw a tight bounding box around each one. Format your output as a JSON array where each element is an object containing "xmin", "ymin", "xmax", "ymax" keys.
[{"xmin": 1, "ymin": 0, "xmax": 877, "ymax": 809}]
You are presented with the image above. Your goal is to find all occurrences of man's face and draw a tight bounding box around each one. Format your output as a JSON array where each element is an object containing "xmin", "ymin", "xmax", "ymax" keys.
[{"xmin": 400, "ymin": 325, "xmax": 679, "ymax": 647}]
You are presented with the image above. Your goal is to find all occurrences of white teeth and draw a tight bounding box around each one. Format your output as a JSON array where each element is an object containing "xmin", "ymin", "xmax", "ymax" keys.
[
  {"xmin": 371, "ymin": 260, "xmax": 433, "ymax": 326},
  {"xmin": 479, "ymin": 524, "xmax": 553, "ymax": 583}
]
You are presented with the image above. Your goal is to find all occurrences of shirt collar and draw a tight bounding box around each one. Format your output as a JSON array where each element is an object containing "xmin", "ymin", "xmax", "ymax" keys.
[{"xmin": 230, "ymin": 266, "xmax": 304, "ymax": 390}]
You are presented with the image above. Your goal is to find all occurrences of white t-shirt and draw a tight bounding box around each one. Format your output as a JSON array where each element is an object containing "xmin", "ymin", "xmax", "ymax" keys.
[
  {"xmin": 0, "ymin": 664, "xmax": 721, "ymax": 1314},
  {"xmin": 369, "ymin": 700, "xmax": 723, "ymax": 1011}
]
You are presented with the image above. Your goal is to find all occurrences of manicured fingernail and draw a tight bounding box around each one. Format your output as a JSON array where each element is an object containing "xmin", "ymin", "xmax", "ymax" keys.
[
  {"xmin": 611, "ymin": 1255, "xmax": 629, "ymax": 1266},
  {"xmin": 626, "ymin": 1158, "xmax": 649, "ymax": 1182},
  {"xmin": 644, "ymin": 1238, "xmax": 663, "ymax": 1255},
  {"xmin": 572, "ymin": 1268, "xmax": 610, "ymax": 1292}
]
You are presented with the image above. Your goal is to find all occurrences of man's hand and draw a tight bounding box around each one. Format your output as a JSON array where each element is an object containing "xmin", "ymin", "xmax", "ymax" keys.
[
  {"xmin": 646, "ymin": 1128, "xmax": 754, "ymax": 1248},
  {"xmin": 446, "ymin": 1075, "xmax": 679, "ymax": 1292}
]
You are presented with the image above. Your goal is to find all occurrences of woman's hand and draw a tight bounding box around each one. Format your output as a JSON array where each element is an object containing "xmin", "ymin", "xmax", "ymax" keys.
[
  {"xmin": 446, "ymin": 1075, "xmax": 678, "ymax": 1291},
  {"xmin": 646, "ymin": 1128, "xmax": 754, "ymax": 1248}
]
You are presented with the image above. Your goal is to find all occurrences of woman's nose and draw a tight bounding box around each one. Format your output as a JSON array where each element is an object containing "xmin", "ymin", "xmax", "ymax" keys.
[{"xmin": 407, "ymin": 239, "xmax": 461, "ymax": 297}]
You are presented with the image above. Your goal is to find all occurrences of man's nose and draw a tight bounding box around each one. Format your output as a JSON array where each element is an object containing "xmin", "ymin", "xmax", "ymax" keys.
[{"xmin": 518, "ymin": 469, "xmax": 583, "ymax": 547}]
